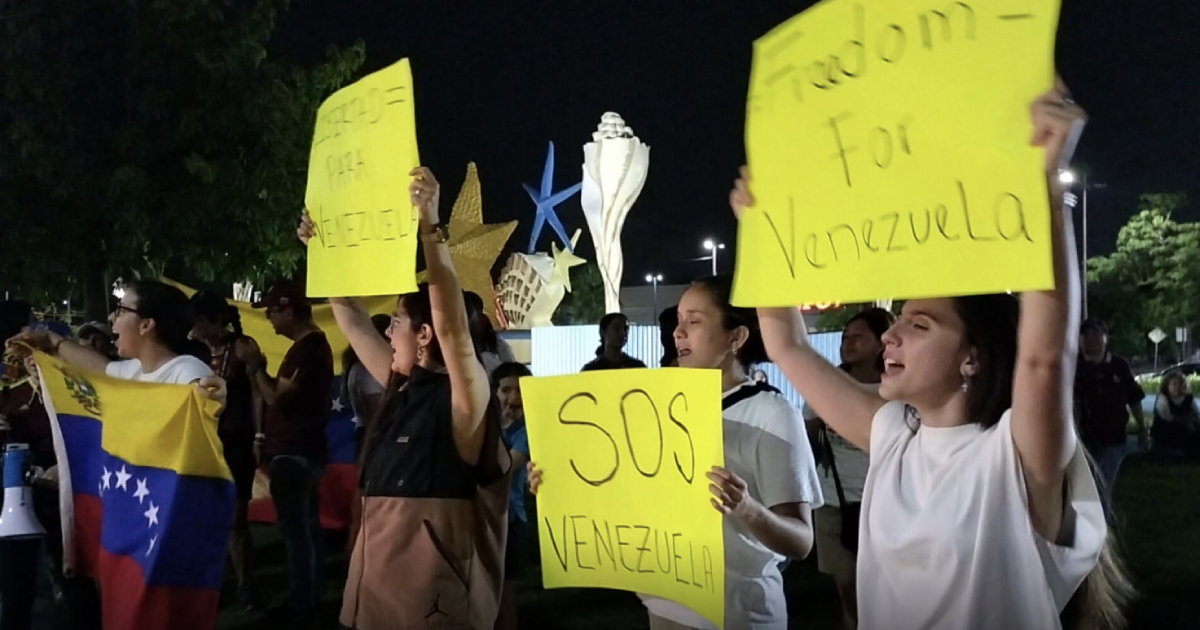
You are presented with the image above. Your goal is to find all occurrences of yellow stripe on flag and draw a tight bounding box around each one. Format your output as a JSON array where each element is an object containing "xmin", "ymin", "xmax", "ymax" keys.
[{"xmin": 34, "ymin": 352, "xmax": 232, "ymax": 481}]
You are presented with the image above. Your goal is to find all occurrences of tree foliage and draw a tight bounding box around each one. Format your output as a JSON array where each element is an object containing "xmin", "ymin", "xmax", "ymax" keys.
[
  {"xmin": 1088, "ymin": 193, "xmax": 1196, "ymax": 358},
  {"xmin": 813, "ymin": 305, "xmax": 858, "ymax": 332},
  {"xmin": 0, "ymin": 0, "xmax": 364, "ymax": 315},
  {"xmin": 554, "ymin": 264, "xmax": 606, "ymax": 325}
]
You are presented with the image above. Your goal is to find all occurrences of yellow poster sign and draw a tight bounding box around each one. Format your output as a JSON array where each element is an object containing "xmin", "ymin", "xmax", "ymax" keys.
[
  {"xmin": 522, "ymin": 369, "xmax": 726, "ymax": 627},
  {"xmin": 734, "ymin": 0, "xmax": 1061, "ymax": 306},
  {"xmin": 305, "ymin": 58, "xmax": 421, "ymax": 297}
]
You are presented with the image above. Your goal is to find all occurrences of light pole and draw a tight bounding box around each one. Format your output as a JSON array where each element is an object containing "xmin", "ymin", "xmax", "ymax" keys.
[
  {"xmin": 1059, "ymin": 170, "xmax": 1105, "ymax": 319},
  {"xmin": 646, "ymin": 273, "xmax": 663, "ymax": 318},
  {"xmin": 703, "ymin": 239, "xmax": 725, "ymax": 276}
]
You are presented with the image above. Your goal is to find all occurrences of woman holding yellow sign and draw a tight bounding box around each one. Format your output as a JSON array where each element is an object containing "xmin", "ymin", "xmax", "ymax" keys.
[
  {"xmin": 532, "ymin": 275, "xmax": 823, "ymax": 630},
  {"xmin": 730, "ymin": 82, "xmax": 1132, "ymax": 630},
  {"xmin": 298, "ymin": 167, "xmax": 511, "ymax": 630}
]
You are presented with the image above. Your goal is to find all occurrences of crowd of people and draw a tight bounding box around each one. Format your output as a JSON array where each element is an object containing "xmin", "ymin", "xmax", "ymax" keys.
[{"xmin": 0, "ymin": 82, "xmax": 1164, "ymax": 630}]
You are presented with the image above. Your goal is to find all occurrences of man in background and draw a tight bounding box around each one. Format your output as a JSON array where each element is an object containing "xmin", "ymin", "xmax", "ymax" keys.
[
  {"xmin": 1074, "ymin": 317, "xmax": 1147, "ymax": 520},
  {"xmin": 236, "ymin": 281, "xmax": 333, "ymax": 623}
]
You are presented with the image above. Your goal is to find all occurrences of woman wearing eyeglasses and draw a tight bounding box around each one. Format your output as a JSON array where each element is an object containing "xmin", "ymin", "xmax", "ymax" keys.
[
  {"xmin": 9, "ymin": 280, "xmax": 224, "ymax": 397},
  {"xmin": 4, "ymin": 280, "xmax": 227, "ymax": 630}
]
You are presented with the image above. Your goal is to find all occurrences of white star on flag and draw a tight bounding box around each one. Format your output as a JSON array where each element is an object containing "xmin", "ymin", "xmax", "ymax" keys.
[
  {"xmin": 101, "ymin": 466, "xmax": 112, "ymax": 491},
  {"xmin": 133, "ymin": 478, "xmax": 150, "ymax": 504},
  {"xmin": 144, "ymin": 501, "xmax": 159, "ymax": 528},
  {"xmin": 115, "ymin": 466, "xmax": 132, "ymax": 491},
  {"xmin": 332, "ymin": 397, "xmax": 345, "ymax": 413},
  {"xmin": 146, "ymin": 535, "xmax": 157, "ymax": 556}
]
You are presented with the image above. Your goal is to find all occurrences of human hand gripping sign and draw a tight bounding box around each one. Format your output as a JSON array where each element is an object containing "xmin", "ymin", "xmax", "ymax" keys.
[
  {"xmin": 297, "ymin": 165, "xmax": 441, "ymax": 246},
  {"xmin": 1028, "ymin": 77, "xmax": 1087, "ymax": 176},
  {"xmin": 408, "ymin": 166, "xmax": 442, "ymax": 226}
]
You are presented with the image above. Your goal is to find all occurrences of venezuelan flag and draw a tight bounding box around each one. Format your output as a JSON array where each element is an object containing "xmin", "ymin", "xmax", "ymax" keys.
[
  {"xmin": 34, "ymin": 352, "xmax": 234, "ymax": 630},
  {"xmin": 249, "ymin": 375, "xmax": 359, "ymax": 529}
]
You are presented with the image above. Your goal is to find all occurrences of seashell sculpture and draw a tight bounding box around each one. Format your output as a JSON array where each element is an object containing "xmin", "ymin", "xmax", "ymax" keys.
[
  {"xmin": 581, "ymin": 112, "xmax": 650, "ymax": 314},
  {"xmin": 498, "ymin": 230, "xmax": 586, "ymax": 329}
]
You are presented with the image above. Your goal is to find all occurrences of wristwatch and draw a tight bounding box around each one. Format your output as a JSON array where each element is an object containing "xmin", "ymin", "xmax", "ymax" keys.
[{"xmin": 420, "ymin": 222, "xmax": 450, "ymax": 244}]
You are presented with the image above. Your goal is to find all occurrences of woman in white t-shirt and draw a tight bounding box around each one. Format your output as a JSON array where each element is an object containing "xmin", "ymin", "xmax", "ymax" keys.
[
  {"xmin": 12, "ymin": 280, "xmax": 223, "ymax": 397},
  {"xmin": 728, "ymin": 82, "xmax": 1133, "ymax": 630},
  {"xmin": 802, "ymin": 307, "xmax": 892, "ymax": 630},
  {"xmin": 532, "ymin": 276, "xmax": 823, "ymax": 630}
]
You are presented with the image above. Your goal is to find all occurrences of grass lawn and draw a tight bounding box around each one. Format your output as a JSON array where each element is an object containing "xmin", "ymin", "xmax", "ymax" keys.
[{"xmin": 210, "ymin": 454, "xmax": 1200, "ymax": 629}]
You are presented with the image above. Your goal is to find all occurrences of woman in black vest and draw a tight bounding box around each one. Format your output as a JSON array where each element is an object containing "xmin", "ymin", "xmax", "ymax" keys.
[{"xmin": 298, "ymin": 167, "xmax": 510, "ymax": 630}]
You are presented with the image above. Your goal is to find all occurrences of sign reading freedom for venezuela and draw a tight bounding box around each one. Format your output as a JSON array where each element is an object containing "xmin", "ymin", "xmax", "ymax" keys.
[
  {"xmin": 522, "ymin": 369, "xmax": 726, "ymax": 627},
  {"xmin": 305, "ymin": 58, "xmax": 421, "ymax": 297},
  {"xmin": 734, "ymin": 0, "xmax": 1062, "ymax": 306}
]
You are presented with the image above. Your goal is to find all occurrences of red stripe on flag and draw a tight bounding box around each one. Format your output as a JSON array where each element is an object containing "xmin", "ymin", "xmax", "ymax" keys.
[
  {"xmin": 318, "ymin": 463, "xmax": 358, "ymax": 530},
  {"xmin": 97, "ymin": 549, "xmax": 220, "ymax": 630},
  {"xmin": 72, "ymin": 494, "xmax": 102, "ymax": 579},
  {"xmin": 248, "ymin": 463, "xmax": 358, "ymax": 530}
]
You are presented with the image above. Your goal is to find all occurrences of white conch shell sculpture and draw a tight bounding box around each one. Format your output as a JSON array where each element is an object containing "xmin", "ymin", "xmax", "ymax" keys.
[
  {"xmin": 581, "ymin": 112, "xmax": 650, "ymax": 314},
  {"xmin": 498, "ymin": 230, "xmax": 586, "ymax": 329}
]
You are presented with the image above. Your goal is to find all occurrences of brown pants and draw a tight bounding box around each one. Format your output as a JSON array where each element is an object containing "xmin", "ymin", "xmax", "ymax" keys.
[{"xmin": 648, "ymin": 613, "xmax": 705, "ymax": 630}]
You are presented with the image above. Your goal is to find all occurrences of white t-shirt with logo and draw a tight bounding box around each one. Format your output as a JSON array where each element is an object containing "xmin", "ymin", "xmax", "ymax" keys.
[
  {"xmin": 802, "ymin": 383, "xmax": 877, "ymax": 504},
  {"xmin": 857, "ymin": 402, "xmax": 1105, "ymax": 630},
  {"xmin": 106, "ymin": 355, "xmax": 213, "ymax": 385},
  {"xmin": 641, "ymin": 381, "xmax": 824, "ymax": 630}
]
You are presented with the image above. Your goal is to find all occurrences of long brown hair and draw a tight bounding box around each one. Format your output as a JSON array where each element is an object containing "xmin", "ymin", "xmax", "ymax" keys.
[
  {"xmin": 951, "ymin": 294, "xmax": 1135, "ymax": 629},
  {"xmin": 1061, "ymin": 534, "xmax": 1136, "ymax": 630},
  {"xmin": 358, "ymin": 285, "xmax": 486, "ymax": 468}
]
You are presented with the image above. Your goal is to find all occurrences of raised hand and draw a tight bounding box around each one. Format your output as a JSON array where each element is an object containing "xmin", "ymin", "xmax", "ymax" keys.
[
  {"xmin": 1030, "ymin": 77, "xmax": 1087, "ymax": 175},
  {"xmin": 409, "ymin": 167, "xmax": 442, "ymax": 225},
  {"xmin": 297, "ymin": 210, "xmax": 317, "ymax": 246},
  {"xmin": 728, "ymin": 165, "xmax": 755, "ymax": 221},
  {"xmin": 6, "ymin": 329, "xmax": 59, "ymax": 357}
]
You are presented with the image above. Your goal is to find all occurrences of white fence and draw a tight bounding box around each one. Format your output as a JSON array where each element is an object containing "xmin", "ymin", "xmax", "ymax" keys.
[{"xmin": 530, "ymin": 325, "xmax": 843, "ymax": 409}]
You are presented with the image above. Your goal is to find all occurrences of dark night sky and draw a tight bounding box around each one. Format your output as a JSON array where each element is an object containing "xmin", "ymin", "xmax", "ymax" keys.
[{"xmin": 272, "ymin": 0, "xmax": 1199, "ymax": 285}]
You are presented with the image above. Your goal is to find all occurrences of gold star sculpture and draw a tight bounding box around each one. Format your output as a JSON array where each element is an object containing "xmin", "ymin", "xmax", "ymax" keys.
[
  {"xmin": 551, "ymin": 230, "xmax": 586, "ymax": 292},
  {"xmin": 416, "ymin": 162, "xmax": 517, "ymax": 325}
]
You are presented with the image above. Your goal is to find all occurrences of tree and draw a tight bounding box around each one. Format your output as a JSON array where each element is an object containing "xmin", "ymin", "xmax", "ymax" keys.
[
  {"xmin": 813, "ymin": 305, "xmax": 857, "ymax": 332},
  {"xmin": 0, "ymin": 0, "xmax": 364, "ymax": 317},
  {"xmin": 554, "ymin": 264, "xmax": 606, "ymax": 325},
  {"xmin": 1088, "ymin": 194, "xmax": 1196, "ymax": 358}
]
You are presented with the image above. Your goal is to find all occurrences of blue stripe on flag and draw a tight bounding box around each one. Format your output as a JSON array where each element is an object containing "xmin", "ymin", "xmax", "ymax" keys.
[
  {"xmin": 60, "ymin": 413, "xmax": 103, "ymax": 498},
  {"xmin": 98, "ymin": 454, "xmax": 234, "ymax": 590}
]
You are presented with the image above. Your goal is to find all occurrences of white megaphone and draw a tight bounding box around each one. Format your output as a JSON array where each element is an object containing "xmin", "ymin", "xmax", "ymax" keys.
[{"xmin": 0, "ymin": 443, "xmax": 46, "ymax": 539}]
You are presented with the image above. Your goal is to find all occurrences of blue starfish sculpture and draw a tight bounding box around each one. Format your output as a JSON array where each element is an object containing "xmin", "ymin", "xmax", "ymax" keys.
[{"xmin": 524, "ymin": 141, "xmax": 582, "ymax": 254}]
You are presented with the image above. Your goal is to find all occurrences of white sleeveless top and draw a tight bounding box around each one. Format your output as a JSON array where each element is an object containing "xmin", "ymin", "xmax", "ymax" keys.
[{"xmin": 858, "ymin": 402, "xmax": 1105, "ymax": 630}]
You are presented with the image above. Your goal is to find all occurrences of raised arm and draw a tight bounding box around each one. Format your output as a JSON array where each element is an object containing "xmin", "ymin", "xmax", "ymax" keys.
[
  {"xmin": 297, "ymin": 211, "xmax": 394, "ymax": 388},
  {"xmin": 731, "ymin": 171, "xmax": 885, "ymax": 451},
  {"xmin": 411, "ymin": 167, "xmax": 492, "ymax": 466},
  {"xmin": 8, "ymin": 329, "xmax": 111, "ymax": 374},
  {"xmin": 331, "ymin": 298, "xmax": 393, "ymax": 388},
  {"xmin": 1010, "ymin": 81, "xmax": 1087, "ymax": 540}
]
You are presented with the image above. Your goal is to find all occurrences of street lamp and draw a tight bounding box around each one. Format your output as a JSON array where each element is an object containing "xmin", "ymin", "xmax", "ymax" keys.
[
  {"xmin": 1059, "ymin": 169, "xmax": 1105, "ymax": 319},
  {"xmin": 702, "ymin": 239, "xmax": 726, "ymax": 276},
  {"xmin": 645, "ymin": 273, "xmax": 664, "ymax": 318},
  {"xmin": 111, "ymin": 277, "xmax": 126, "ymax": 301}
]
